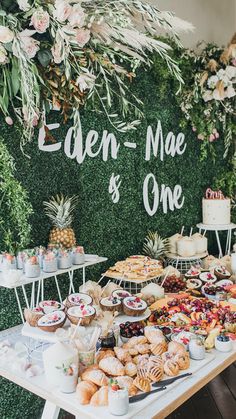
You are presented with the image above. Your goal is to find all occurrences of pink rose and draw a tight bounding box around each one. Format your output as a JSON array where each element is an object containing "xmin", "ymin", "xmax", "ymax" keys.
[
  {"xmin": 5, "ymin": 116, "xmax": 13, "ymax": 125},
  {"xmin": 74, "ymin": 28, "xmax": 90, "ymax": 47},
  {"xmin": 30, "ymin": 8, "xmax": 50, "ymax": 34},
  {"xmin": 0, "ymin": 45, "xmax": 8, "ymax": 64},
  {"xmin": 209, "ymin": 134, "xmax": 215, "ymax": 142},
  {"xmin": 13, "ymin": 30, "xmax": 40, "ymax": 59},
  {"xmin": 76, "ymin": 73, "xmax": 96, "ymax": 92},
  {"xmin": 192, "ymin": 126, "xmax": 196, "ymax": 132},
  {"xmin": 0, "ymin": 26, "xmax": 14, "ymax": 44},
  {"xmin": 53, "ymin": 0, "xmax": 72, "ymax": 23},
  {"xmin": 68, "ymin": 4, "xmax": 85, "ymax": 28}
]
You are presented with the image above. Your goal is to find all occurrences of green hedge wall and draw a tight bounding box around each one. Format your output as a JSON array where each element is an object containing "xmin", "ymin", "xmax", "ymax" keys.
[{"xmin": 0, "ymin": 53, "xmax": 234, "ymax": 418}]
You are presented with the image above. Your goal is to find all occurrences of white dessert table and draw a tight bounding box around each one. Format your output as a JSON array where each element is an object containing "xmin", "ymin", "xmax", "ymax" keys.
[
  {"xmin": 0, "ymin": 256, "xmax": 107, "ymax": 323},
  {"xmin": 0, "ymin": 325, "xmax": 235, "ymax": 419},
  {"xmin": 196, "ymin": 223, "xmax": 236, "ymax": 258}
]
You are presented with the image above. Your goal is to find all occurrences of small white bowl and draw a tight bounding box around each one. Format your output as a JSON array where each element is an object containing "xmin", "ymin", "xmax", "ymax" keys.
[{"xmin": 215, "ymin": 336, "xmax": 232, "ymax": 352}]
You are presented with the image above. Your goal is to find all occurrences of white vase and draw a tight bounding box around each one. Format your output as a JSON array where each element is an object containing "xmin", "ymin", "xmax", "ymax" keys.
[
  {"xmin": 72, "ymin": 253, "xmax": 85, "ymax": 265},
  {"xmin": 43, "ymin": 341, "xmax": 78, "ymax": 386}
]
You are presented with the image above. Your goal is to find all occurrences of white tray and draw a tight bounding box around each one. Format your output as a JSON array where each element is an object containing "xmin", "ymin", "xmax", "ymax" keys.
[{"xmin": 114, "ymin": 308, "xmax": 151, "ymax": 324}]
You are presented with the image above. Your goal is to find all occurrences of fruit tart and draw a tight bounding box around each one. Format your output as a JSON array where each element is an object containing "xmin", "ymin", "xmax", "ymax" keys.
[
  {"xmin": 66, "ymin": 292, "xmax": 93, "ymax": 308},
  {"xmin": 37, "ymin": 310, "xmax": 66, "ymax": 332},
  {"xmin": 39, "ymin": 300, "xmax": 65, "ymax": 314},
  {"xmin": 67, "ymin": 304, "xmax": 96, "ymax": 326},
  {"xmin": 122, "ymin": 296, "xmax": 147, "ymax": 317},
  {"xmin": 100, "ymin": 296, "xmax": 122, "ymax": 313}
]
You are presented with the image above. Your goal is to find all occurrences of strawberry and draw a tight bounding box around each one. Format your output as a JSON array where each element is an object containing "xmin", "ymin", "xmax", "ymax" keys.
[{"xmin": 111, "ymin": 384, "xmax": 119, "ymax": 391}]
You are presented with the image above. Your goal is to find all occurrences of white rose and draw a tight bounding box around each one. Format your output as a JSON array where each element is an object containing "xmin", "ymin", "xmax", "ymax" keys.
[
  {"xmin": 226, "ymin": 85, "xmax": 236, "ymax": 98},
  {"xmin": 207, "ymin": 75, "xmax": 218, "ymax": 89},
  {"xmin": 212, "ymin": 88, "xmax": 225, "ymax": 101},
  {"xmin": 30, "ymin": 8, "xmax": 50, "ymax": 34},
  {"xmin": 74, "ymin": 28, "xmax": 90, "ymax": 47},
  {"xmin": 202, "ymin": 90, "xmax": 213, "ymax": 102},
  {"xmin": 0, "ymin": 26, "xmax": 14, "ymax": 44},
  {"xmin": 76, "ymin": 73, "xmax": 96, "ymax": 92},
  {"xmin": 225, "ymin": 65, "xmax": 236, "ymax": 79},
  {"xmin": 17, "ymin": 0, "xmax": 30, "ymax": 11},
  {"xmin": 53, "ymin": 0, "xmax": 72, "ymax": 23},
  {"xmin": 13, "ymin": 30, "xmax": 40, "ymax": 59},
  {"xmin": 68, "ymin": 4, "xmax": 85, "ymax": 28},
  {"xmin": 0, "ymin": 45, "xmax": 8, "ymax": 64}
]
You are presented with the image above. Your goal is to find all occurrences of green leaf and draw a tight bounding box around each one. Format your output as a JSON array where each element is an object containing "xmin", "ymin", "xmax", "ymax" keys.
[
  {"xmin": 37, "ymin": 49, "xmax": 52, "ymax": 68},
  {"xmin": 11, "ymin": 61, "xmax": 20, "ymax": 96}
]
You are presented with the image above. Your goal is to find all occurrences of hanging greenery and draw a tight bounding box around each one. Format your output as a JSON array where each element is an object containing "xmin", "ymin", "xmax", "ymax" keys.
[{"xmin": 0, "ymin": 137, "xmax": 33, "ymax": 252}]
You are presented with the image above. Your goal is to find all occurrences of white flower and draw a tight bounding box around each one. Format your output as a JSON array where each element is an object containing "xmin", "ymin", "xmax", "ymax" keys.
[
  {"xmin": 30, "ymin": 8, "xmax": 50, "ymax": 34},
  {"xmin": 212, "ymin": 88, "xmax": 225, "ymax": 101},
  {"xmin": 225, "ymin": 65, "xmax": 236, "ymax": 79},
  {"xmin": 68, "ymin": 4, "xmax": 85, "ymax": 28},
  {"xmin": 76, "ymin": 73, "xmax": 96, "ymax": 92},
  {"xmin": 0, "ymin": 44, "xmax": 8, "ymax": 64},
  {"xmin": 53, "ymin": 0, "xmax": 72, "ymax": 23},
  {"xmin": 0, "ymin": 26, "xmax": 14, "ymax": 43},
  {"xmin": 207, "ymin": 75, "xmax": 218, "ymax": 89},
  {"xmin": 225, "ymin": 85, "xmax": 236, "ymax": 98},
  {"xmin": 17, "ymin": 0, "xmax": 30, "ymax": 11},
  {"xmin": 13, "ymin": 30, "xmax": 40, "ymax": 59},
  {"xmin": 203, "ymin": 90, "xmax": 213, "ymax": 102},
  {"xmin": 216, "ymin": 68, "xmax": 230, "ymax": 86},
  {"xmin": 74, "ymin": 28, "xmax": 90, "ymax": 47}
]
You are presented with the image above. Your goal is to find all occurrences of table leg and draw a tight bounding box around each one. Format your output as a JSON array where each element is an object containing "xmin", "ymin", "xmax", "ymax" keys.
[
  {"xmin": 14, "ymin": 288, "xmax": 25, "ymax": 323},
  {"xmin": 41, "ymin": 401, "xmax": 60, "ymax": 419},
  {"xmin": 30, "ymin": 281, "xmax": 35, "ymax": 309},
  {"xmin": 68, "ymin": 271, "xmax": 75, "ymax": 294},
  {"xmin": 54, "ymin": 275, "xmax": 62, "ymax": 303},
  {"xmin": 21, "ymin": 285, "xmax": 30, "ymax": 309},
  {"xmin": 41, "ymin": 278, "xmax": 44, "ymax": 300},
  {"xmin": 36, "ymin": 280, "xmax": 41, "ymax": 306},
  {"xmin": 215, "ymin": 230, "xmax": 223, "ymax": 258},
  {"xmin": 226, "ymin": 229, "xmax": 232, "ymax": 255}
]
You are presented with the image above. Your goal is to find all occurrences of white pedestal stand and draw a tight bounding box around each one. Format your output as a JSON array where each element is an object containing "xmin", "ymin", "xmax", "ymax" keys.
[{"xmin": 196, "ymin": 223, "xmax": 236, "ymax": 258}]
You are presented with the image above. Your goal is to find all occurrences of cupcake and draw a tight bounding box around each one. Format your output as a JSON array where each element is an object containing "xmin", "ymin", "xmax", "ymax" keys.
[
  {"xmin": 43, "ymin": 251, "xmax": 58, "ymax": 273},
  {"xmin": 57, "ymin": 249, "xmax": 72, "ymax": 269},
  {"xmin": 67, "ymin": 304, "xmax": 96, "ymax": 326},
  {"xmin": 112, "ymin": 289, "xmax": 131, "ymax": 300},
  {"xmin": 25, "ymin": 256, "xmax": 41, "ymax": 278},
  {"xmin": 37, "ymin": 310, "xmax": 66, "ymax": 332},
  {"xmin": 100, "ymin": 296, "xmax": 122, "ymax": 313},
  {"xmin": 39, "ymin": 300, "xmax": 65, "ymax": 314},
  {"xmin": 66, "ymin": 293, "xmax": 93, "ymax": 308},
  {"xmin": 122, "ymin": 296, "xmax": 147, "ymax": 317},
  {"xmin": 214, "ymin": 265, "xmax": 231, "ymax": 280},
  {"xmin": 199, "ymin": 271, "xmax": 217, "ymax": 283},
  {"xmin": 24, "ymin": 307, "xmax": 44, "ymax": 327},
  {"xmin": 72, "ymin": 246, "xmax": 85, "ymax": 265}
]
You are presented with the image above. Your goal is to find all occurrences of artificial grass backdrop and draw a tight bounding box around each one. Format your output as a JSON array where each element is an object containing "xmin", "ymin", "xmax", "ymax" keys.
[{"xmin": 0, "ymin": 54, "xmax": 233, "ymax": 418}]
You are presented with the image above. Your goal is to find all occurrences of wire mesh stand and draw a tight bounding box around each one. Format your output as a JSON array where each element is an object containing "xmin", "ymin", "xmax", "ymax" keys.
[
  {"xmin": 110, "ymin": 276, "xmax": 161, "ymax": 294},
  {"xmin": 165, "ymin": 257, "xmax": 203, "ymax": 274}
]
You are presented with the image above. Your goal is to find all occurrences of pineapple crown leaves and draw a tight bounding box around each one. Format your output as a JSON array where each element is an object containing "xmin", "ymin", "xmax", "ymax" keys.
[
  {"xmin": 143, "ymin": 230, "xmax": 170, "ymax": 260},
  {"xmin": 43, "ymin": 194, "xmax": 79, "ymax": 229}
]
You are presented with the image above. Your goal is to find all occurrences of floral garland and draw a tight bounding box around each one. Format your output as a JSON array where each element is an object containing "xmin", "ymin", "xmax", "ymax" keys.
[
  {"xmin": 180, "ymin": 35, "xmax": 236, "ymax": 161},
  {"xmin": 0, "ymin": 0, "xmax": 193, "ymax": 146}
]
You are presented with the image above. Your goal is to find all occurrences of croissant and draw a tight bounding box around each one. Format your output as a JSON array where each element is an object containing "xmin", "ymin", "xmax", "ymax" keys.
[
  {"xmin": 90, "ymin": 385, "xmax": 108, "ymax": 406},
  {"xmin": 114, "ymin": 347, "xmax": 132, "ymax": 363},
  {"xmin": 81, "ymin": 367, "xmax": 108, "ymax": 387},
  {"xmin": 144, "ymin": 326, "xmax": 165, "ymax": 344},
  {"xmin": 174, "ymin": 353, "xmax": 190, "ymax": 370},
  {"xmin": 164, "ymin": 359, "xmax": 179, "ymax": 376},
  {"xmin": 96, "ymin": 349, "xmax": 115, "ymax": 364},
  {"xmin": 168, "ymin": 341, "xmax": 186, "ymax": 355},
  {"xmin": 115, "ymin": 376, "xmax": 138, "ymax": 396},
  {"xmin": 125, "ymin": 362, "xmax": 137, "ymax": 377},
  {"xmin": 133, "ymin": 376, "xmax": 151, "ymax": 393},
  {"xmin": 76, "ymin": 381, "xmax": 98, "ymax": 405},
  {"xmin": 99, "ymin": 356, "xmax": 125, "ymax": 376},
  {"xmin": 136, "ymin": 343, "xmax": 150, "ymax": 355},
  {"xmin": 150, "ymin": 341, "xmax": 167, "ymax": 356}
]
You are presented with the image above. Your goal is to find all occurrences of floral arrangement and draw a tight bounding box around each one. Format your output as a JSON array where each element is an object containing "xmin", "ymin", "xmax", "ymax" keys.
[
  {"xmin": 180, "ymin": 35, "xmax": 236, "ymax": 160},
  {"xmin": 0, "ymin": 0, "xmax": 193, "ymax": 145}
]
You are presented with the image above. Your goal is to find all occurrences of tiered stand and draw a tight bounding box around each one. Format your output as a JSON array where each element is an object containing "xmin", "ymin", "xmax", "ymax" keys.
[
  {"xmin": 165, "ymin": 251, "xmax": 208, "ymax": 274},
  {"xmin": 101, "ymin": 272, "xmax": 162, "ymax": 294},
  {"xmin": 0, "ymin": 256, "xmax": 107, "ymax": 323}
]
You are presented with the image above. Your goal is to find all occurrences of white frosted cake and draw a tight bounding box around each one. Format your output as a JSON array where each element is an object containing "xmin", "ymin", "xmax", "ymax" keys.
[{"xmin": 202, "ymin": 188, "xmax": 230, "ymax": 225}]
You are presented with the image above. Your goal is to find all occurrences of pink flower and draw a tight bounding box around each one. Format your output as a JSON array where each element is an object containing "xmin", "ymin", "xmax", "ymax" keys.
[
  {"xmin": 30, "ymin": 8, "xmax": 50, "ymax": 34},
  {"xmin": 215, "ymin": 132, "xmax": 219, "ymax": 139},
  {"xmin": 22, "ymin": 106, "xmax": 39, "ymax": 126},
  {"xmin": 0, "ymin": 45, "xmax": 8, "ymax": 64},
  {"xmin": 0, "ymin": 26, "xmax": 14, "ymax": 44},
  {"xmin": 76, "ymin": 72, "xmax": 95, "ymax": 92},
  {"xmin": 74, "ymin": 28, "xmax": 90, "ymax": 47},
  {"xmin": 192, "ymin": 126, "xmax": 196, "ymax": 132},
  {"xmin": 13, "ymin": 30, "xmax": 40, "ymax": 59},
  {"xmin": 197, "ymin": 134, "xmax": 204, "ymax": 141},
  {"xmin": 68, "ymin": 4, "xmax": 85, "ymax": 27},
  {"xmin": 53, "ymin": 0, "xmax": 72, "ymax": 23},
  {"xmin": 5, "ymin": 116, "xmax": 13, "ymax": 125},
  {"xmin": 209, "ymin": 134, "xmax": 215, "ymax": 142}
]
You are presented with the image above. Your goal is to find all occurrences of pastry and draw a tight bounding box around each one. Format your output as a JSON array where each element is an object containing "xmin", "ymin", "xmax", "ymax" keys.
[
  {"xmin": 114, "ymin": 347, "xmax": 132, "ymax": 363},
  {"xmin": 132, "ymin": 354, "xmax": 149, "ymax": 365},
  {"xmin": 124, "ymin": 362, "xmax": 137, "ymax": 377},
  {"xmin": 76, "ymin": 381, "xmax": 98, "ymax": 405},
  {"xmin": 123, "ymin": 336, "xmax": 148, "ymax": 348},
  {"xmin": 161, "ymin": 351, "xmax": 174, "ymax": 362},
  {"xmin": 39, "ymin": 300, "xmax": 65, "ymax": 314},
  {"xmin": 137, "ymin": 357, "xmax": 149, "ymax": 378},
  {"xmin": 133, "ymin": 376, "xmax": 151, "ymax": 393},
  {"xmin": 136, "ymin": 343, "xmax": 150, "ymax": 355},
  {"xmin": 144, "ymin": 326, "xmax": 165, "ymax": 344},
  {"xmin": 100, "ymin": 296, "xmax": 122, "ymax": 313},
  {"xmin": 122, "ymin": 296, "xmax": 147, "ymax": 316},
  {"xmin": 115, "ymin": 376, "xmax": 138, "ymax": 396},
  {"xmin": 147, "ymin": 356, "xmax": 164, "ymax": 382},
  {"xmin": 90, "ymin": 386, "xmax": 108, "ymax": 406},
  {"xmin": 66, "ymin": 292, "xmax": 93, "ymax": 308},
  {"xmin": 67, "ymin": 304, "xmax": 96, "ymax": 326},
  {"xmin": 164, "ymin": 359, "xmax": 179, "ymax": 376},
  {"xmin": 128, "ymin": 347, "xmax": 139, "ymax": 356},
  {"xmin": 96, "ymin": 349, "xmax": 115, "ymax": 364},
  {"xmin": 168, "ymin": 341, "xmax": 186, "ymax": 355},
  {"xmin": 81, "ymin": 368, "xmax": 108, "ymax": 387},
  {"xmin": 174, "ymin": 353, "xmax": 190, "ymax": 370},
  {"xmin": 99, "ymin": 356, "xmax": 125, "ymax": 376},
  {"xmin": 37, "ymin": 310, "xmax": 66, "ymax": 332},
  {"xmin": 150, "ymin": 341, "xmax": 167, "ymax": 356},
  {"xmin": 24, "ymin": 307, "xmax": 44, "ymax": 327}
]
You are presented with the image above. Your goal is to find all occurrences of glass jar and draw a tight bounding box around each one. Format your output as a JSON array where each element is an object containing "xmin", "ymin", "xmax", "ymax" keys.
[
  {"xmin": 189, "ymin": 336, "xmax": 205, "ymax": 360},
  {"xmin": 97, "ymin": 331, "xmax": 116, "ymax": 350}
]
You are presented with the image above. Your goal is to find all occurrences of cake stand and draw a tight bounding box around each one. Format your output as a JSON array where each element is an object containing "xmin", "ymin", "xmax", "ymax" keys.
[
  {"xmin": 165, "ymin": 252, "xmax": 208, "ymax": 274},
  {"xmin": 101, "ymin": 274, "xmax": 162, "ymax": 294},
  {"xmin": 196, "ymin": 223, "xmax": 236, "ymax": 258}
]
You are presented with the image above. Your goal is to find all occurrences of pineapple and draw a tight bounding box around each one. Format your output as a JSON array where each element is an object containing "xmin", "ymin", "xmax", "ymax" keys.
[
  {"xmin": 143, "ymin": 231, "xmax": 170, "ymax": 260},
  {"xmin": 43, "ymin": 194, "xmax": 79, "ymax": 248}
]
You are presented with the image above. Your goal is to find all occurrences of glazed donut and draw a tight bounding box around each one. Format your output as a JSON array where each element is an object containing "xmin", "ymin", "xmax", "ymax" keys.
[
  {"xmin": 164, "ymin": 359, "xmax": 179, "ymax": 377},
  {"xmin": 168, "ymin": 341, "xmax": 186, "ymax": 355},
  {"xmin": 174, "ymin": 353, "xmax": 190, "ymax": 370}
]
